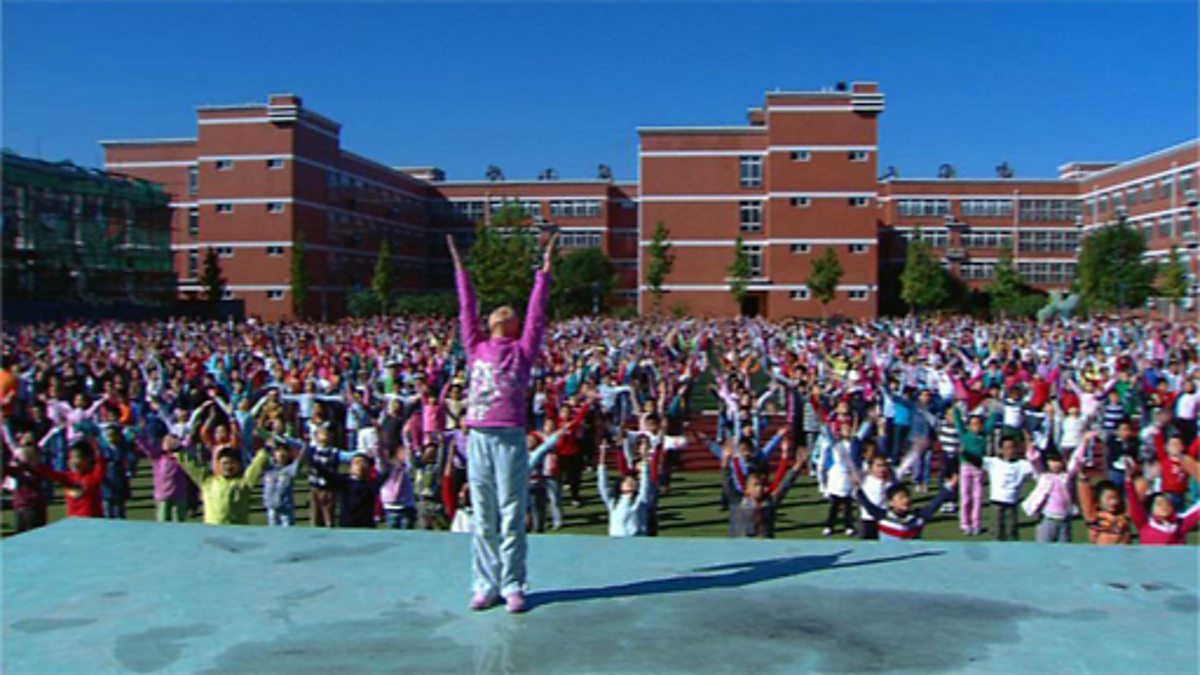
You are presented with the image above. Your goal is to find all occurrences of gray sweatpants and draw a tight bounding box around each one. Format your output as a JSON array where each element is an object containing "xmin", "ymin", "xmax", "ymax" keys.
[
  {"xmin": 1036, "ymin": 516, "xmax": 1072, "ymax": 543},
  {"xmin": 468, "ymin": 427, "xmax": 530, "ymax": 598}
]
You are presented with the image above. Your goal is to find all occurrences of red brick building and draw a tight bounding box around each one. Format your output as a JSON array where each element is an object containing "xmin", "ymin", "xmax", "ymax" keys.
[
  {"xmin": 101, "ymin": 90, "xmax": 1199, "ymax": 320},
  {"xmin": 638, "ymin": 82, "xmax": 884, "ymax": 319}
]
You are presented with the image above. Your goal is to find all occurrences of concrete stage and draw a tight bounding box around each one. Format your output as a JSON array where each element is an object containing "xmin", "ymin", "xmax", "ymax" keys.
[{"xmin": 2, "ymin": 520, "xmax": 1196, "ymax": 674}]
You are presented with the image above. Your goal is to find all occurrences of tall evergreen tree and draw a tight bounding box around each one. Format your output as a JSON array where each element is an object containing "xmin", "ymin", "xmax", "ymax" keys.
[
  {"xmin": 728, "ymin": 236, "xmax": 753, "ymax": 313},
  {"xmin": 465, "ymin": 203, "xmax": 538, "ymax": 313},
  {"xmin": 900, "ymin": 229, "xmax": 950, "ymax": 314},
  {"xmin": 290, "ymin": 232, "xmax": 310, "ymax": 317},
  {"xmin": 806, "ymin": 247, "xmax": 844, "ymax": 318},
  {"xmin": 645, "ymin": 220, "xmax": 674, "ymax": 316},
  {"xmin": 201, "ymin": 247, "xmax": 225, "ymax": 305},
  {"xmin": 1077, "ymin": 215, "xmax": 1157, "ymax": 312},
  {"xmin": 988, "ymin": 248, "xmax": 1023, "ymax": 317}
]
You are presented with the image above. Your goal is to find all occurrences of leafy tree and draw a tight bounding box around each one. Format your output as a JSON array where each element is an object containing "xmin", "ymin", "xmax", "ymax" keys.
[
  {"xmin": 201, "ymin": 247, "xmax": 225, "ymax": 305},
  {"xmin": 987, "ymin": 248, "xmax": 1024, "ymax": 317},
  {"xmin": 670, "ymin": 301, "xmax": 691, "ymax": 319},
  {"xmin": 391, "ymin": 293, "xmax": 456, "ymax": 317},
  {"xmin": 1158, "ymin": 245, "xmax": 1189, "ymax": 318},
  {"xmin": 645, "ymin": 220, "xmax": 674, "ymax": 315},
  {"xmin": 348, "ymin": 290, "xmax": 382, "ymax": 317},
  {"xmin": 290, "ymin": 232, "xmax": 310, "ymax": 317},
  {"xmin": 1077, "ymin": 216, "xmax": 1158, "ymax": 312},
  {"xmin": 899, "ymin": 229, "xmax": 950, "ymax": 313},
  {"xmin": 465, "ymin": 203, "xmax": 538, "ymax": 314},
  {"xmin": 728, "ymin": 236, "xmax": 753, "ymax": 313},
  {"xmin": 806, "ymin": 247, "xmax": 844, "ymax": 317},
  {"xmin": 550, "ymin": 247, "xmax": 616, "ymax": 317},
  {"xmin": 372, "ymin": 238, "xmax": 394, "ymax": 313}
]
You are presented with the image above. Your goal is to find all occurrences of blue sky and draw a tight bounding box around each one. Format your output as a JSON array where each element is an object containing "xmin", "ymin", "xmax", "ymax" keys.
[{"xmin": 3, "ymin": 1, "xmax": 1196, "ymax": 182}]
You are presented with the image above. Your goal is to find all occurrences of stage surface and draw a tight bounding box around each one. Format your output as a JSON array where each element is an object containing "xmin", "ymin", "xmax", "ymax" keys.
[{"xmin": 2, "ymin": 519, "xmax": 1197, "ymax": 673}]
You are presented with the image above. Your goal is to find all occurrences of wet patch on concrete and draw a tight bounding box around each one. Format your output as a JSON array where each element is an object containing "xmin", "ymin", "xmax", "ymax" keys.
[
  {"xmin": 267, "ymin": 585, "xmax": 336, "ymax": 624},
  {"xmin": 1165, "ymin": 594, "xmax": 1199, "ymax": 614},
  {"xmin": 8, "ymin": 617, "xmax": 96, "ymax": 633},
  {"xmin": 102, "ymin": 590, "xmax": 128, "ymax": 598},
  {"xmin": 113, "ymin": 624, "xmax": 217, "ymax": 673},
  {"xmin": 203, "ymin": 537, "xmax": 265, "ymax": 555},
  {"xmin": 276, "ymin": 541, "xmax": 396, "ymax": 564}
]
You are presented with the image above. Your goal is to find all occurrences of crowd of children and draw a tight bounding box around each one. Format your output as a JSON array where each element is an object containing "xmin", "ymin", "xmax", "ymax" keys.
[{"xmin": 2, "ymin": 313, "xmax": 1198, "ymax": 554}]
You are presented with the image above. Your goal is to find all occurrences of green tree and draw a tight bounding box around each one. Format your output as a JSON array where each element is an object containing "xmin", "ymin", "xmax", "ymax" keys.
[
  {"xmin": 900, "ymin": 229, "xmax": 950, "ymax": 314},
  {"xmin": 728, "ymin": 236, "xmax": 753, "ymax": 313},
  {"xmin": 1158, "ymin": 245, "xmax": 1189, "ymax": 319},
  {"xmin": 372, "ymin": 238, "xmax": 394, "ymax": 312},
  {"xmin": 201, "ymin": 247, "xmax": 225, "ymax": 305},
  {"xmin": 348, "ymin": 289, "xmax": 382, "ymax": 317},
  {"xmin": 391, "ymin": 293, "xmax": 456, "ymax": 317},
  {"xmin": 1077, "ymin": 215, "xmax": 1158, "ymax": 312},
  {"xmin": 290, "ymin": 232, "xmax": 310, "ymax": 317},
  {"xmin": 806, "ymin": 247, "xmax": 844, "ymax": 317},
  {"xmin": 987, "ymin": 248, "xmax": 1024, "ymax": 317},
  {"xmin": 465, "ymin": 203, "xmax": 538, "ymax": 313},
  {"xmin": 645, "ymin": 220, "xmax": 674, "ymax": 316},
  {"xmin": 551, "ymin": 247, "xmax": 616, "ymax": 317}
]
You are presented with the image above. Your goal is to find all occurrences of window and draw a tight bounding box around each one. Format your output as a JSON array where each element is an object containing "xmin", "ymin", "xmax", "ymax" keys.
[
  {"xmin": 187, "ymin": 250, "xmax": 199, "ymax": 279},
  {"xmin": 267, "ymin": 290, "xmax": 285, "ymax": 301},
  {"xmin": 188, "ymin": 208, "xmax": 199, "ymax": 237},
  {"xmin": 216, "ymin": 203, "xmax": 234, "ymax": 214},
  {"xmin": 1157, "ymin": 216, "xmax": 1173, "ymax": 239},
  {"xmin": 1018, "ymin": 199, "xmax": 1081, "ymax": 222},
  {"xmin": 791, "ymin": 197, "xmax": 811, "ymax": 208},
  {"xmin": 456, "ymin": 201, "xmax": 486, "ymax": 220},
  {"xmin": 559, "ymin": 232, "xmax": 602, "ymax": 249},
  {"xmin": 739, "ymin": 201, "xmax": 763, "ymax": 233},
  {"xmin": 739, "ymin": 156, "xmax": 763, "ymax": 188},
  {"xmin": 790, "ymin": 243, "xmax": 810, "ymax": 254},
  {"xmin": 1161, "ymin": 178, "xmax": 1173, "ymax": 201},
  {"xmin": 746, "ymin": 245, "xmax": 764, "ymax": 277},
  {"xmin": 790, "ymin": 289, "xmax": 810, "ymax": 301},
  {"xmin": 1098, "ymin": 194, "xmax": 1109, "ymax": 213},
  {"xmin": 614, "ymin": 230, "xmax": 638, "ymax": 240},
  {"xmin": 1142, "ymin": 182, "xmax": 1154, "ymax": 202},
  {"xmin": 897, "ymin": 199, "xmax": 950, "ymax": 217},
  {"xmin": 1017, "ymin": 261, "xmax": 1076, "ymax": 285},
  {"xmin": 961, "ymin": 199, "xmax": 1013, "ymax": 218},
  {"xmin": 549, "ymin": 200, "xmax": 601, "ymax": 218},
  {"xmin": 216, "ymin": 246, "xmax": 234, "ymax": 258},
  {"xmin": 790, "ymin": 150, "xmax": 811, "ymax": 162},
  {"xmin": 216, "ymin": 159, "xmax": 234, "ymax": 171},
  {"xmin": 961, "ymin": 229, "xmax": 1013, "ymax": 249},
  {"xmin": 1181, "ymin": 211, "xmax": 1194, "ymax": 235},
  {"xmin": 267, "ymin": 202, "xmax": 285, "ymax": 214},
  {"xmin": 267, "ymin": 158, "xmax": 285, "ymax": 170},
  {"xmin": 1017, "ymin": 230, "xmax": 1079, "ymax": 253},
  {"xmin": 848, "ymin": 150, "xmax": 869, "ymax": 162},
  {"xmin": 188, "ymin": 166, "xmax": 199, "ymax": 195},
  {"xmin": 847, "ymin": 290, "xmax": 868, "ymax": 301},
  {"xmin": 960, "ymin": 262, "xmax": 996, "ymax": 281},
  {"xmin": 848, "ymin": 197, "xmax": 870, "ymax": 208},
  {"xmin": 1127, "ymin": 188, "xmax": 1138, "ymax": 206},
  {"xmin": 1113, "ymin": 192, "xmax": 1124, "ymax": 212},
  {"xmin": 1182, "ymin": 170, "xmax": 1195, "ymax": 195},
  {"xmin": 267, "ymin": 246, "xmax": 284, "ymax": 256},
  {"xmin": 848, "ymin": 243, "xmax": 868, "ymax": 254},
  {"xmin": 902, "ymin": 229, "xmax": 949, "ymax": 248}
]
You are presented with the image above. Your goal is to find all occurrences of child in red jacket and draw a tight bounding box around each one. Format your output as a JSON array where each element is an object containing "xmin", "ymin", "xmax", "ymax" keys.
[{"xmin": 33, "ymin": 441, "xmax": 105, "ymax": 518}]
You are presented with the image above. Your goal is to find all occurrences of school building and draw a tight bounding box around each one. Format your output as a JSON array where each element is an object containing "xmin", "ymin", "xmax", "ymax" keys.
[{"xmin": 100, "ymin": 88, "xmax": 1199, "ymax": 320}]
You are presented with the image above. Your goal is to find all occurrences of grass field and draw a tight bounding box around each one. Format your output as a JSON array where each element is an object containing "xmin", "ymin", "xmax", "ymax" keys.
[{"xmin": 6, "ymin": 463, "xmax": 1195, "ymax": 544}]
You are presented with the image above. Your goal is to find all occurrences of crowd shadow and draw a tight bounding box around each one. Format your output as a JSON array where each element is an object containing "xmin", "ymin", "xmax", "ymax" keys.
[{"xmin": 529, "ymin": 548, "xmax": 944, "ymax": 610}]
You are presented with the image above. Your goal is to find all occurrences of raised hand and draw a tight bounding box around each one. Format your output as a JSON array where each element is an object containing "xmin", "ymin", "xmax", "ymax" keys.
[
  {"xmin": 446, "ymin": 235, "xmax": 462, "ymax": 269},
  {"xmin": 541, "ymin": 233, "xmax": 560, "ymax": 274}
]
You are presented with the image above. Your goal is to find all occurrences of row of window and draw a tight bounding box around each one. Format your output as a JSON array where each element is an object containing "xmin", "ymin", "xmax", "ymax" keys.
[
  {"xmin": 1017, "ymin": 230, "xmax": 1079, "ymax": 252},
  {"xmin": 897, "ymin": 199, "xmax": 951, "ymax": 217},
  {"xmin": 1090, "ymin": 169, "xmax": 1197, "ymax": 215},
  {"xmin": 185, "ymin": 246, "xmax": 287, "ymax": 266},
  {"xmin": 740, "ymin": 152, "xmax": 871, "ymax": 187},
  {"xmin": 214, "ymin": 158, "xmax": 286, "ymax": 172},
  {"xmin": 961, "ymin": 230, "xmax": 1014, "ymax": 249},
  {"xmin": 560, "ymin": 232, "xmax": 602, "ymax": 249},
  {"xmin": 1018, "ymin": 199, "xmax": 1081, "ymax": 222},
  {"xmin": 960, "ymin": 199, "xmax": 1013, "ymax": 218},
  {"xmin": 211, "ymin": 202, "xmax": 286, "ymax": 215},
  {"xmin": 901, "ymin": 230, "xmax": 950, "ymax": 248},
  {"xmin": 549, "ymin": 200, "xmax": 603, "ymax": 218},
  {"xmin": 1137, "ymin": 211, "xmax": 1195, "ymax": 240},
  {"xmin": 954, "ymin": 261, "xmax": 1076, "ymax": 284},
  {"xmin": 789, "ymin": 289, "xmax": 870, "ymax": 301},
  {"xmin": 897, "ymin": 198, "xmax": 1082, "ymax": 222}
]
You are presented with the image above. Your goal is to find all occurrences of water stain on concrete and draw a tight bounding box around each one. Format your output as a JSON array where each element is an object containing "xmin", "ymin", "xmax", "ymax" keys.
[
  {"xmin": 203, "ymin": 537, "xmax": 265, "ymax": 555},
  {"xmin": 113, "ymin": 624, "xmax": 216, "ymax": 673},
  {"xmin": 1165, "ymin": 594, "xmax": 1199, "ymax": 614},
  {"xmin": 102, "ymin": 590, "xmax": 128, "ymax": 598},
  {"xmin": 9, "ymin": 617, "xmax": 96, "ymax": 633},
  {"xmin": 277, "ymin": 542, "xmax": 396, "ymax": 564},
  {"xmin": 267, "ymin": 585, "xmax": 336, "ymax": 624},
  {"xmin": 205, "ymin": 582, "xmax": 1109, "ymax": 674}
]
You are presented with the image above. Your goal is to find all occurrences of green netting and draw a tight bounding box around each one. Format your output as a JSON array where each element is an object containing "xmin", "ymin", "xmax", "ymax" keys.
[{"xmin": 3, "ymin": 151, "xmax": 174, "ymax": 305}]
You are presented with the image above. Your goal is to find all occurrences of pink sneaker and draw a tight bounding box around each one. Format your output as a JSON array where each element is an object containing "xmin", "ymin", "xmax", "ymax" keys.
[
  {"xmin": 469, "ymin": 592, "xmax": 499, "ymax": 611},
  {"xmin": 505, "ymin": 592, "xmax": 527, "ymax": 614}
]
